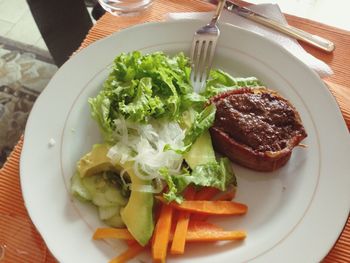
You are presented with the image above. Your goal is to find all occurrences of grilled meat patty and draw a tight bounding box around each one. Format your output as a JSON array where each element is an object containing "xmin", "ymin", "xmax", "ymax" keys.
[{"xmin": 209, "ymin": 87, "xmax": 307, "ymax": 172}]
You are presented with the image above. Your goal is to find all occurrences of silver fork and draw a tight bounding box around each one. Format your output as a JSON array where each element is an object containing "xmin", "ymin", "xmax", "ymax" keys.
[{"xmin": 190, "ymin": 0, "xmax": 226, "ymax": 93}]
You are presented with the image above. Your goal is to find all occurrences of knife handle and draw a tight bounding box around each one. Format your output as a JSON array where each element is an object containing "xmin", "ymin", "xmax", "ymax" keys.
[{"xmin": 241, "ymin": 11, "xmax": 335, "ymax": 52}]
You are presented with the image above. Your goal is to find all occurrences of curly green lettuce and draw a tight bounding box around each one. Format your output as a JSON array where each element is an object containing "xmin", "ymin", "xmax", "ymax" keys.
[
  {"xmin": 160, "ymin": 157, "xmax": 237, "ymax": 203},
  {"xmin": 89, "ymin": 51, "xmax": 203, "ymax": 142}
]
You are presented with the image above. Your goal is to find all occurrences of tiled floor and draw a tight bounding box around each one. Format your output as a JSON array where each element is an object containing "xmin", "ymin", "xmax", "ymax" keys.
[
  {"xmin": 0, "ymin": 0, "xmax": 47, "ymax": 49},
  {"xmin": 0, "ymin": 0, "xmax": 95, "ymax": 51}
]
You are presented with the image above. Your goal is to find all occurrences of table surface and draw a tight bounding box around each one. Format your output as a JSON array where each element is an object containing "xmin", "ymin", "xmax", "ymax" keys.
[{"xmin": 248, "ymin": 0, "xmax": 350, "ymax": 31}]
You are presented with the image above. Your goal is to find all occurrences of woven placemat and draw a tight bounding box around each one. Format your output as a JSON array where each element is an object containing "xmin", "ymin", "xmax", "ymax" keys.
[{"xmin": 0, "ymin": 0, "xmax": 349, "ymax": 262}]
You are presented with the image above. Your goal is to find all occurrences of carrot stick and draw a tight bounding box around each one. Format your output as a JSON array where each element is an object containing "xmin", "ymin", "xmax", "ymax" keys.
[
  {"xmin": 193, "ymin": 188, "xmax": 237, "ymax": 221},
  {"xmin": 186, "ymin": 230, "xmax": 247, "ymax": 242},
  {"xmin": 93, "ymin": 228, "xmax": 134, "ymax": 240},
  {"xmin": 109, "ymin": 243, "xmax": 145, "ymax": 263},
  {"xmin": 156, "ymin": 197, "xmax": 248, "ymax": 216},
  {"xmin": 186, "ymin": 220, "xmax": 246, "ymax": 242},
  {"xmin": 152, "ymin": 204, "xmax": 174, "ymax": 263},
  {"xmin": 94, "ymin": 220, "xmax": 243, "ymax": 244},
  {"xmin": 187, "ymin": 220, "xmax": 223, "ymax": 232},
  {"xmin": 192, "ymin": 187, "xmax": 220, "ymax": 222},
  {"xmin": 194, "ymin": 187, "xmax": 220, "ymax": 201},
  {"xmin": 170, "ymin": 186, "xmax": 196, "ymax": 255}
]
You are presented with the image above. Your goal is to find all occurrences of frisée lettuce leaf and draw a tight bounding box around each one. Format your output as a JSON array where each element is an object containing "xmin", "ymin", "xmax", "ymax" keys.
[
  {"xmin": 160, "ymin": 157, "xmax": 237, "ymax": 203},
  {"xmin": 203, "ymin": 69, "xmax": 262, "ymax": 98},
  {"xmin": 89, "ymin": 51, "xmax": 204, "ymax": 142},
  {"xmin": 164, "ymin": 103, "xmax": 216, "ymax": 154}
]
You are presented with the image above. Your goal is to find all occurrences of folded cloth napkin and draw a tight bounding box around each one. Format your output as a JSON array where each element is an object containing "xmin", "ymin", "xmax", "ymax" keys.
[{"xmin": 167, "ymin": 4, "xmax": 333, "ymax": 78}]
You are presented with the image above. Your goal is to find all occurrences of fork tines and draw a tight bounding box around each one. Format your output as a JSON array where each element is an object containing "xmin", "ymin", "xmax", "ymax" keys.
[
  {"xmin": 190, "ymin": 0, "xmax": 226, "ymax": 93},
  {"xmin": 190, "ymin": 31, "xmax": 219, "ymax": 94}
]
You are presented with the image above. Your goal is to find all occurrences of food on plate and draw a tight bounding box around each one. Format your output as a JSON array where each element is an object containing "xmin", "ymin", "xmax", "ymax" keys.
[
  {"xmin": 155, "ymin": 196, "xmax": 248, "ymax": 215},
  {"xmin": 209, "ymin": 87, "xmax": 307, "ymax": 171},
  {"xmin": 70, "ymin": 50, "xmax": 306, "ymax": 262},
  {"xmin": 77, "ymin": 144, "xmax": 121, "ymax": 177}
]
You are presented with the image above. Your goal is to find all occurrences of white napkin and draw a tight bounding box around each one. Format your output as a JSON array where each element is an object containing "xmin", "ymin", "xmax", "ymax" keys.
[{"xmin": 167, "ymin": 4, "xmax": 333, "ymax": 77}]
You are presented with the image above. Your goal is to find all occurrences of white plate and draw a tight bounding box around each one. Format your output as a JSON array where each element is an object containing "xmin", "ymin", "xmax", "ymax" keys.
[{"xmin": 20, "ymin": 20, "xmax": 350, "ymax": 263}]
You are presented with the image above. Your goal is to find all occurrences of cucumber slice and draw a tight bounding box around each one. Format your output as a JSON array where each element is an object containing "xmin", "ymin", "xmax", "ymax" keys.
[
  {"xmin": 104, "ymin": 214, "xmax": 125, "ymax": 228},
  {"xmin": 70, "ymin": 173, "xmax": 92, "ymax": 201},
  {"xmin": 105, "ymin": 187, "xmax": 128, "ymax": 206},
  {"xmin": 82, "ymin": 174, "xmax": 127, "ymax": 206},
  {"xmin": 92, "ymin": 192, "xmax": 115, "ymax": 207},
  {"xmin": 98, "ymin": 205, "xmax": 120, "ymax": 220},
  {"xmin": 77, "ymin": 173, "xmax": 127, "ymax": 227},
  {"xmin": 81, "ymin": 175, "xmax": 102, "ymax": 196}
]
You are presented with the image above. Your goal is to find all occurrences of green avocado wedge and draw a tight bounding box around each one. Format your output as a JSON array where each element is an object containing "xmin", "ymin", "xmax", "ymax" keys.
[
  {"xmin": 184, "ymin": 130, "xmax": 216, "ymax": 169},
  {"xmin": 120, "ymin": 166, "xmax": 154, "ymax": 246},
  {"xmin": 77, "ymin": 144, "xmax": 121, "ymax": 177}
]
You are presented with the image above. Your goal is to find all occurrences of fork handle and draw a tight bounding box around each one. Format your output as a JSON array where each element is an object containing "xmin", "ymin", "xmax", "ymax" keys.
[{"xmin": 210, "ymin": 0, "xmax": 226, "ymax": 26}]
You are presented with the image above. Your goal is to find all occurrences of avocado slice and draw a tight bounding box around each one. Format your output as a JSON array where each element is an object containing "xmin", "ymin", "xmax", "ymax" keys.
[
  {"xmin": 77, "ymin": 144, "xmax": 121, "ymax": 177},
  {"xmin": 120, "ymin": 167, "xmax": 154, "ymax": 246},
  {"xmin": 75, "ymin": 144, "xmax": 154, "ymax": 246},
  {"xmin": 184, "ymin": 130, "xmax": 216, "ymax": 169}
]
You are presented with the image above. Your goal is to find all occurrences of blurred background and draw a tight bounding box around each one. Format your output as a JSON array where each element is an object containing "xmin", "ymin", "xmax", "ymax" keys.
[{"xmin": 0, "ymin": 0, "xmax": 104, "ymax": 166}]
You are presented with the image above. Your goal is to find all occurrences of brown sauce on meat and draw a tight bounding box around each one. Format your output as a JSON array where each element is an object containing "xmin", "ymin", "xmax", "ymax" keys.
[{"xmin": 213, "ymin": 90, "xmax": 306, "ymax": 152}]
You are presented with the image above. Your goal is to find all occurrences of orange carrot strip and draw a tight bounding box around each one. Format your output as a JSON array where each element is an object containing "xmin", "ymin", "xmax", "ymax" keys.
[
  {"xmin": 93, "ymin": 221, "xmax": 222, "ymax": 243},
  {"xmin": 193, "ymin": 188, "xmax": 237, "ymax": 221},
  {"xmin": 187, "ymin": 220, "xmax": 224, "ymax": 232},
  {"xmin": 192, "ymin": 187, "xmax": 220, "ymax": 221},
  {"xmin": 94, "ymin": 221, "xmax": 239, "ymax": 246},
  {"xmin": 194, "ymin": 187, "xmax": 220, "ymax": 201},
  {"xmin": 156, "ymin": 197, "xmax": 248, "ymax": 216},
  {"xmin": 186, "ymin": 220, "xmax": 246, "ymax": 242},
  {"xmin": 93, "ymin": 228, "xmax": 134, "ymax": 240},
  {"xmin": 186, "ymin": 230, "xmax": 247, "ymax": 242},
  {"xmin": 109, "ymin": 243, "xmax": 145, "ymax": 263},
  {"xmin": 152, "ymin": 204, "xmax": 174, "ymax": 263},
  {"xmin": 170, "ymin": 186, "xmax": 196, "ymax": 255}
]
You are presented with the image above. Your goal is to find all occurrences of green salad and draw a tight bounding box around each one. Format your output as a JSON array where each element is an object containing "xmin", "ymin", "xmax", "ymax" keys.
[{"xmin": 70, "ymin": 51, "xmax": 261, "ymax": 245}]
